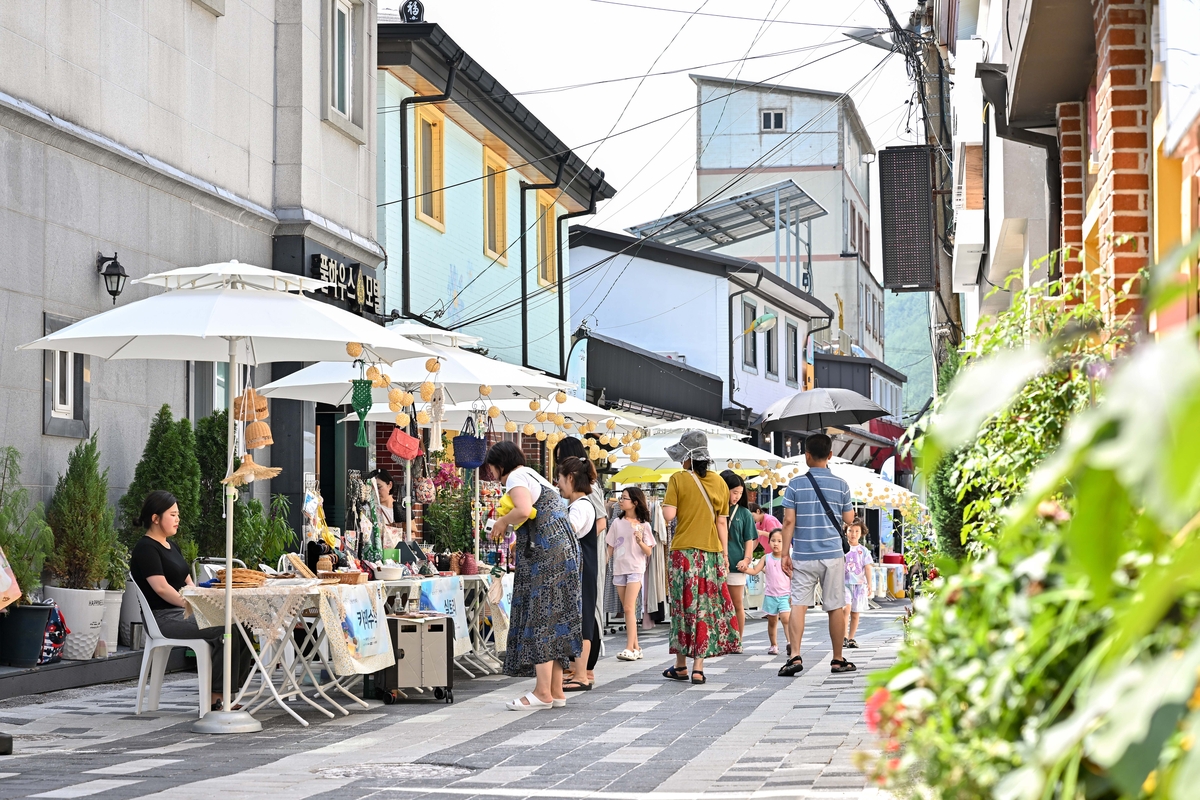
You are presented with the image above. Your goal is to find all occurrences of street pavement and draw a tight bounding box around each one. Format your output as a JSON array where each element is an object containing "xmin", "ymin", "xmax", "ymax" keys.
[{"xmin": 0, "ymin": 603, "xmax": 904, "ymax": 800}]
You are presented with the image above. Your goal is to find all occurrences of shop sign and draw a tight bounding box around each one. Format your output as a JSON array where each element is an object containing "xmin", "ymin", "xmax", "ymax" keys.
[{"xmin": 310, "ymin": 254, "xmax": 382, "ymax": 316}]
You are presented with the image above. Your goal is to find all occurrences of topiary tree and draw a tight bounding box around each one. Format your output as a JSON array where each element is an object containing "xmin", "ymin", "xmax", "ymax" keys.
[
  {"xmin": 118, "ymin": 405, "xmax": 202, "ymax": 554},
  {"xmin": 47, "ymin": 433, "xmax": 116, "ymax": 590},
  {"xmin": 0, "ymin": 446, "xmax": 54, "ymax": 604},
  {"xmin": 194, "ymin": 410, "xmax": 230, "ymax": 558}
]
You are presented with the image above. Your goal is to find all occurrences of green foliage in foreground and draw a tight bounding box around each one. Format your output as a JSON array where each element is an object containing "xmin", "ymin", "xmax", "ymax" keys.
[
  {"xmin": 47, "ymin": 434, "xmax": 116, "ymax": 590},
  {"xmin": 861, "ymin": 239, "xmax": 1200, "ymax": 799},
  {"xmin": 0, "ymin": 446, "xmax": 54, "ymax": 603}
]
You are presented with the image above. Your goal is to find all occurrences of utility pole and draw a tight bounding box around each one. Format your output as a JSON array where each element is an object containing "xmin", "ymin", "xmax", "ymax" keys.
[{"xmin": 875, "ymin": 0, "xmax": 963, "ymax": 380}]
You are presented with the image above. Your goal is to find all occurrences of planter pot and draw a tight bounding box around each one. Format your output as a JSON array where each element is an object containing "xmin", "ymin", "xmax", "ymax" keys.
[
  {"xmin": 0, "ymin": 604, "xmax": 54, "ymax": 667},
  {"xmin": 118, "ymin": 584, "xmax": 142, "ymax": 646},
  {"xmin": 43, "ymin": 586, "xmax": 106, "ymax": 660},
  {"xmin": 100, "ymin": 590, "xmax": 124, "ymax": 656}
]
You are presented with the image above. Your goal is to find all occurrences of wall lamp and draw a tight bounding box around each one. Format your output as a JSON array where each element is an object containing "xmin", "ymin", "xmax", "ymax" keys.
[{"xmin": 96, "ymin": 253, "xmax": 128, "ymax": 304}]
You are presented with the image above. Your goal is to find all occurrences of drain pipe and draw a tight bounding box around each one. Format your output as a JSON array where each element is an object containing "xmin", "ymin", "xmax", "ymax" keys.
[
  {"xmin": 554, "ymin": 172, "xmax": 602, "ymax": 378},
  {"xmin": 975, "ymin": 103, "xmax": 993, "ymax": 288},
  {"xmin": 976, "ymin": 63, "xmax": 1062, "ymax": 280},
  {"xmin": 400, "ymin": 54, "xmax": 462, "ymax": 318},
  {"xmin": 727, "ymin": 275, "xmax": 764, "ymax": 427},
  {"xmin": 519, "ymin": 156, "xmax": 567, "ymax": 368}
]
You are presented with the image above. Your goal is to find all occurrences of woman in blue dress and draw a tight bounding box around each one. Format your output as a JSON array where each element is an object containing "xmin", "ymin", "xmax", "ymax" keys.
[{"xmin": 486, "ymin": 441, "xmax": 582, "ymax": 710}]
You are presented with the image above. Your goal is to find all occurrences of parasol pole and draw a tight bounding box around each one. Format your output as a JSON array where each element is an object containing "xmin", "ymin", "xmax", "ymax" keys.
[
  {"xmin": 193, "ymin": 338, "xmax": 261, "ymax": 734},
  {"xmin": 474, "ymin": 467, "xmax": 480, "ymax": 561},
  {"xmin": 406, "ymin": 460, "xmax": 413, "ymax": 538}
]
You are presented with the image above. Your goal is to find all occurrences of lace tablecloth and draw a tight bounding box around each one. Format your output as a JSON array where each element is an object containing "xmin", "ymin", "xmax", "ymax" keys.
[{"xmin": 182, "ymin": 581, "xmax": 322, "ymax": 648}]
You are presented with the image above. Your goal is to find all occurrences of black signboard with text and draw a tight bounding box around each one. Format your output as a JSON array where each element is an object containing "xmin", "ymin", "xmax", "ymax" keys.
[{"xmin": 272, "ymin": 236, "xmax": 383, "ymax": 318}]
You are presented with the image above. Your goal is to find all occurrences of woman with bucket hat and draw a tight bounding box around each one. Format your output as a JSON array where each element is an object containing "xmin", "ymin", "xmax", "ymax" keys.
[{"xmin": 660, "ymin": 430, "xmax": 739, "ymax": 685}]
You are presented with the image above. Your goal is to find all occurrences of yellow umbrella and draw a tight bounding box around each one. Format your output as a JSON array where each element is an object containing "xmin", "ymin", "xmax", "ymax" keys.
[{"xmin": 611, "ymin": 465, "xmax": 668, "ymax": 484}]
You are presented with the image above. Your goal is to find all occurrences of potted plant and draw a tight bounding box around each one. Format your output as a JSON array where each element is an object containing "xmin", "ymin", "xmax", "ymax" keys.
[
  {"xmin": 0, "ymin": 446, "xmax": 55, "ymax": 668},
  {"xmin": 100, "ymin": 537, "xmax": 128, "ymax": 656},
  {"xmin": 44, "ymin": 434, "xmax": 116, "ymax": 660}
]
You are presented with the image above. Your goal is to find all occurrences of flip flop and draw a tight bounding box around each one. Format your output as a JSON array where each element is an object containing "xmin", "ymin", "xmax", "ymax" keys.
[
  {"xmin": 505, "ymin": 691, "xmax": 553, "ymax": 711},
  {"xmin": 562, "ymin": 679, "xmax": 592, "ymax": 692}
]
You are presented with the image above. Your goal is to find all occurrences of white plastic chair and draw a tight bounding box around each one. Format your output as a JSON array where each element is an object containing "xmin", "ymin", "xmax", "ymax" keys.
[{"xmin": 131, "ymin": 579, "xmax": 213, "ymax": 719}]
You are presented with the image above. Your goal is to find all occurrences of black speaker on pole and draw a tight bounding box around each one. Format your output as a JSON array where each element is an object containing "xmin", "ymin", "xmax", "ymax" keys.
[{"xmin": 879, "ymin": 145, "xmax": 936, "ymax": 292}]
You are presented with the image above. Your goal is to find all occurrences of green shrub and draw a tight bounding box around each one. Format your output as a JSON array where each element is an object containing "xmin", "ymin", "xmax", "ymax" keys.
[
  {"xmin": 117, "ymin": 405, "xmax": 200, "ymax": 554},
  {"xmin": 0, "ymin": 446, "xmax": 54, "ymax": 604},
  {"xmin": 194, "ymin": 411, "xmax": 230, "ymax": 558},
  {"xmin": 46, "ymin": 433, "xmax": 116, "ymax": 590}
]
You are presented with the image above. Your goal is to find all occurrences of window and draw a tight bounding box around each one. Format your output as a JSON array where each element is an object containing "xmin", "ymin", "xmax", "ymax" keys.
[
  {"xmin": 483, "ymin": 149, "xmax": 508, "ymax": 263},
  {"xmin": 322, "ymin": 0, "xmax": 364, "ymax": 143},
  {"xmin": 864, "ymin": 224, "xmax": 870, "ymax": 265},
  {"xmin": 214, "ymin": 362, "xmax": 229, "ymax": 412},
  {"xmin": 761, "ymin": 109, "xmax": 785, "ymax": 131},
  {"xmin": 536, "ymin": 191, "xmax": 557, "ymax": 285},
  {"xmin": 414, "ymin": 105, "xmax": 445, "ymax": 229},
  {"xmin": 43, "ymin": 313, "xmax": 89, "ymax": 438},
  {"xmin": 785, "ymin": 322, "xmax": 799, "ymax": 384},
  {"xmin": 742, "ymin": 301, "xmax": 757, "ymax": 369},
  {"xmin": 849, "ymin": 209, "xmax": 857, "ymax": 250},
  {"xmin": 765, "ymin": 308, "xmax": 778, "ymax": 376}
]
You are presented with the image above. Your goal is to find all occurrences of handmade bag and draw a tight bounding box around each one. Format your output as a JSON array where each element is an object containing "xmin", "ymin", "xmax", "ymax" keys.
[
  {"xmin": 0, "ymin": 545, "xmax": 20, "ymax": 611},
  {"xmin": 387, "ymin": 427, "xmax": 420, "ymax": 461},
  {"xmin": 350, "ymin": 377, "xmax": 373, "ymax": 448},
  {"xmin": 39, "ymin": 602, "xmax": 69, "ymax": 665},
  {"xmin": 453, "ymin": 416, "xmax": 487, "ymax": 470}
]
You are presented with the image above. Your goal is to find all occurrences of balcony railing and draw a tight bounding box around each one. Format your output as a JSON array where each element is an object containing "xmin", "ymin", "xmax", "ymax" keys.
[{"xmin": 812, "ymin": 327, "xmax": 855, "ymax": 356}]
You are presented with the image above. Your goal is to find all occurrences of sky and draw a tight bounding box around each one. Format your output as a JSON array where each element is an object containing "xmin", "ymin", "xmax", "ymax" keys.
[{"xmin": 385, "ymin": 0, "xmax": 926, "ymax": 277}]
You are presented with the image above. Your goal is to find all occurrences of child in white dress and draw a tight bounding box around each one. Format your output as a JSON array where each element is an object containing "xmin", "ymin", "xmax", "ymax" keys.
[{"xmin": 843, "ymin": 518, "xmax": 874, "ymax": 649}]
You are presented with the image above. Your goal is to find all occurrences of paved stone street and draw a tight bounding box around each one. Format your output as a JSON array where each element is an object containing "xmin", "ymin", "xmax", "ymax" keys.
[{"xmin": 0, "ymin": 605, "xmax": 903, "ymax": 800}]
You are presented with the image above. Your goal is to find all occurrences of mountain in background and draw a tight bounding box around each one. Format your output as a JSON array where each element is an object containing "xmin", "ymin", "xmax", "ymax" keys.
[{"xmin": 884, "ymin": 291, "xmax": 934, "ymax": 417}]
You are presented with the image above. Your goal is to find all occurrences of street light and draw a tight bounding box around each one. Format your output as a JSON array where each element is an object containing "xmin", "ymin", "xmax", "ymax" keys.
[
  {"xmin": 96, "ymin": 253, "xmax": 128, "ymax": 304},
  {"xmin": 743, "ymin": 312, "xmax": 778, "ymax": 335}
]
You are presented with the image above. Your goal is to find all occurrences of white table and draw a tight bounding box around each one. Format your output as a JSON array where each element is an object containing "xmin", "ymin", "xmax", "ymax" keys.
[{"xmin": 380, "ymin": 573, "xmax": 503, "ymax": 676}]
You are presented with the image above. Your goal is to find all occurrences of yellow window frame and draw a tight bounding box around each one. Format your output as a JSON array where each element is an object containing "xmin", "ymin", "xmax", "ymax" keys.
[
  {"xmin": 536, "ymin": 190, "xmax": 558, "ymax": 287},
  {"xmin": 414, "ymin": 104, "xmax": 445, "ymax": 231},
  {"xmin": 483, "ymin": 148, "xmax": 508, "ymax": 264}
]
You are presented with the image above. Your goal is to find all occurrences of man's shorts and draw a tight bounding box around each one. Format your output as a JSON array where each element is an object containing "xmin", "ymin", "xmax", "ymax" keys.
[
  {"xmin": 762, "ymin": 595, "xmax": 790, "ymax": 616},
  {"xmin": 790, "ymin": 556, "xmax": 846, "ymax": 611}
]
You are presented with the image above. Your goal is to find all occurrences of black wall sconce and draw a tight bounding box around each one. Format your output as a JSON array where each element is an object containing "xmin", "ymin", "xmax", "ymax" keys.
[{"xmin": 96, "ymin": 253, "xmax": 128, "ymax": 304}]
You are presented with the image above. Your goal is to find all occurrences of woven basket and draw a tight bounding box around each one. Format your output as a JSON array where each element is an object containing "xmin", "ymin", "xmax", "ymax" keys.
[
  {"xmin": 245, "ymin": 419, "xmax": 273, "ymax": 450},
  {"xmin": 318, "ymin": 571, "xmax": 367, "ymax": 585},
  {"xmin": 460, "ymin": 553, "xmax": 478, "ymax": 575},
  {"xmin": 233, "ymin": 387, "xmax": 269, "ymax": 422}
]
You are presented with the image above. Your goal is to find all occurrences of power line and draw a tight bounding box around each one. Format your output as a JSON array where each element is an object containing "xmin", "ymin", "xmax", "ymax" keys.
[{"xmin": 585, "ymin": 0, "xmax": 866, "ymax": 29}]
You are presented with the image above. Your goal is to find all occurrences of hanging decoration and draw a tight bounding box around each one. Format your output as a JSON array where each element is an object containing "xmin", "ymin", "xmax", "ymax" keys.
[
  {"xmin": 221, "ymin": 452, "xmax": 282, "ymax": 487},
  {"xmin": 350, "ymin": 376, "xmax": 373, "ymax": 448}
]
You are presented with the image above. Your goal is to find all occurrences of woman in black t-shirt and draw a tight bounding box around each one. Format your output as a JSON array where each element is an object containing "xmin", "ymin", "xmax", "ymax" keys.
[{"xmin": 129, "ymin": 491, "xmax": 250, "ymax": 710}]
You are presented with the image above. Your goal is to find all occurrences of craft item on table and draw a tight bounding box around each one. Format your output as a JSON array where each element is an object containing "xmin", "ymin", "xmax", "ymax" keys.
[
  {"xmin": 232, "ymin": 386, "xmax": 269, "ymax": 421},
  {"xmin": 428, "ymin": 387, "xmax": 445, "ymax": 451},
  {"xmin": 351, "ymin": 376, "xmax": 373, "ymax": 448},
  {"xmin": 221, "ymin": 452, "xmax": 281, "ymax": 487},
  {"xmin": 453, "ymin": 416, "xmax": 487, "ymax": 469},
  {"xmin": 316, "ymin": 555, "xmax": 334, "ymax": 573},
  {"xmin": 387, "ymin": 426, "xmax": 420, "ymax": 461},
  {"xmin": 214, "ymin": 568, "xmax": 269, "ymax": 588},
  {"xmin": 318, "ymin": 571, "xmax": 368, "ymax": 585},
  {"xmin": 287, "ymin": 552, "xmax": 317, "ymax": 579}
]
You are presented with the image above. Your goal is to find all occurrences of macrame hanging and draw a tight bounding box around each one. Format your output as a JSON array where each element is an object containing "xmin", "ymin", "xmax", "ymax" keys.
[{"xmin": 351, "ymin": 377, "xmax": 373, "ymax": 448}]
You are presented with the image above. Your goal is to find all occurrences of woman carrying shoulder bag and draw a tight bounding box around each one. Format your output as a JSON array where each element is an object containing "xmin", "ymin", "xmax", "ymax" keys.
[{"xmin": 660, "ymin": 430, "xmax": 739, "ymax": 685}]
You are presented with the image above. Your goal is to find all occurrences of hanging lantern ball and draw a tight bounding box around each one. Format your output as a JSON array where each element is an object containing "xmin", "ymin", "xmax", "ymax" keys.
[
  {"xmin": 419, "ymin": 381, "xmax": 435, "ymax": 402},
  {"xmin": 588, "ymin": 446, "xmax": 601, "ymax": 460},
  {"xmin": 584, "ymin": 437, "xmax": 596, "ymax": 447},
  {"xmin": 529, "ymin": 399, "xmax": 540, "ymax": 411},
  {"xmin": 633, "ymin": 429, "xmax": 643, "ymax": 440},
  {"xmin": 523, "ymin": 423, "xmax": 536, "ymax": 436},
  {"xmin": 487, "ymin": 405, "xmax": 501, "ymax": 419},
  {"xmin": 600, "ymin": 434, "xmax": 611, "ymax": 445},
  {"xmin": 346, "ymin": 342, "xmax": 363, "ymax": 358},
  {"xmin": 388, "ymin": 388, "xmax": 403, "ymax": 404},
  {"xmin": 630, "ymin": 452, "xmax": 640, "ymax": 463},
  {"xmin": 555, "ymin": 391, "xmax": 567, "ymax": 404},
  {"xmin": 480, "ymin": 384, "xmax": 492, "ymax": 396},
  {"xmin": 563, "ymin": 421, "xmax": 574, "ymax": 430},
  {"xmin": 380, "ymin": 373, "xmax": 391, "ymax": 386},
  {"xmin": 605, "ymin": 419, "xmax": 617, "ymax": 430},
  {"xmin": 373, "ymin": 376, "xmax": 389, "ymax": 389},
  {"xmin": 622, "ymin": 446, "xmax": 632, "ymax": 456},
  {"xmin": 536, "ymin": 431, "xmax": 547, "ymax": 442},
  {"xmin": 389, "ymin": 400, "xmax": 401, "ymax": 413},
  {"xmin": 425, "ymin": 358, "xmax": 441, "ymax": 373},
  {"xmin": 631, "ymin": 442, "xmax": 641, "ymax": 453},
  {"xmin": 553, "ymin": 413, "xmax": 566, "ymax": 426},
  {"xmin": 366, "ymin": 365, "xmax": 381, "ymax": 381},
  {"xmin": 536, "ymin": 411, "xmax": 548, "ymax": 423},
  {"xmin": 395, "ymin": 412, "xmax": 410, "ymax": 427},
  {"xmin": 402, "ymin": 391, "xmax": 416, "ymax": 406},
  {"xmin": 607, "ymin": 451, "xmax": 618, "ymax": 463},
  {"xmin": 416, "ymin": 409, "xmax": 431, "ymax": 425},
  {"xmin": 504, "ymin": 420, "xmax": 518, "ymax": 433}
]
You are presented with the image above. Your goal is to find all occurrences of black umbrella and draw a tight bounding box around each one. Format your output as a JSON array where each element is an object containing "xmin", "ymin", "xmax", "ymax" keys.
[{"xmin": 759, "ymin": 388, "xmax": 890, "ymax": 433}]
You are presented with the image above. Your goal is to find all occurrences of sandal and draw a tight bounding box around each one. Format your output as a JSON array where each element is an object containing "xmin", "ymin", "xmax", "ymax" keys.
[
  {"xmin": 846, "ymin": 638, "xmax": 859, "ymax": 649},
  {"xmin": 506, "ymin": 691, "xmax": 553, "ymax": 711},
  {"xmin": 690, "ymin": 670, "xmax": 706, "ymax": 685},
  {"xmin": 617, "ymin": 649, "xmax": 639, "ymax": 661},
  {"xmin": 562, "ymin": 678, "xmax": 592, "ymax": 692},
  {"xmin": 830, "ymin": 658, "xmax": 858, "ymax": 674},
  {"xmin": 777, "ymin": 655, "xmax": 804, "ymax": 677},
  {"xmin": 663, "ymin": 665, "xmax": 689, "ymax": 681}
]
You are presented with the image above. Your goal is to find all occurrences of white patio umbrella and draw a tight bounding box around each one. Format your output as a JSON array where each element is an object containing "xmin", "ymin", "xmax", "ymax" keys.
[
  {"xmin": 611, "ymin": 433, "xmax": 785, "ymax": 472},
  {"xmin": 341, "ymin": 396, "xmax": 639, "ymax": 432},
  {"xmin": 18, "ymin": 263, "xmax": 432, "ymax": 735},
  {"xmin": 647, "ymin": 417, "xmax": 748, "ymax": 439},
  {"xmin": 385, "ymin": 319, "xmax": 481, "ymax": 348},
  {"xmin": 749, "ymin": 461, "xmax": 922, "ymax": 510}
]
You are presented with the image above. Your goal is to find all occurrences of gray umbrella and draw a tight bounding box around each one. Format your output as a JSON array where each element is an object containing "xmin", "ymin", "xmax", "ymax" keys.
[{"xmin": 759, "ymin": 388, "xmax": 890, "ymax": 433}]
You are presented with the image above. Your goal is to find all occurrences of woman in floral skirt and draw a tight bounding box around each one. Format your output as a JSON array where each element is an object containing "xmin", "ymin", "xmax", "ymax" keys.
[
  {"xmin": 661, "ymin": 430, "xmax": 739, "ymax": 685},
  {"xmin": 486, "ymin": 441, "xmax": 582, "ymax": 710}
]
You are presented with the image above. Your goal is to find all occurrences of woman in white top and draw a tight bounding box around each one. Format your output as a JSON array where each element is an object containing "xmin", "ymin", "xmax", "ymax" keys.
[
  {"xmin": 554, "ymin": 436, "xmax": 606, "ymax": 685},
  {"xmin": 556, "ymin": 456, "xmax": 600, "ymax": 692},
  {"xmin": 486, "ymin": 441, "xmax": 582, "ymax": 711}
]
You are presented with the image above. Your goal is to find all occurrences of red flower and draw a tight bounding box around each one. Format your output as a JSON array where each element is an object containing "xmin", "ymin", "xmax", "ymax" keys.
[
  {"xmin": 865, "ymin": 687, "xmax": 890, "ymax": 733},
  {"xmin": 885, "ymin": 739, "xmax": 900, "ymax": 753},
  {"xmin": 887, "ymin": 758, "xmax": 900, "ymax": 771}
]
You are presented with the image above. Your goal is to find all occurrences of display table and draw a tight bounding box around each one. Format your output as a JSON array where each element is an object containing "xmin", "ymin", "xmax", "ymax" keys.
[
  {"xmin": 380, "ymin": 573, "xmax": 503, "ymax": 676},
  {"xmin": 182, "ymin": 581, "xmax": 390, "ymax": 726}
]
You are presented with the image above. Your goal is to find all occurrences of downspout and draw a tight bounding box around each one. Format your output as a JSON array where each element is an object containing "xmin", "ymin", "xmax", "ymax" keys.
[
  {"xmin": 976, "ymin": 63, "xmax": 1063, "ymax": 280},
  {"xmin": 555, "ymin": 172, "xmax": 602, "ymax": 378},
  {"xmin": 975, "ymin": 102, "xmax": 992, "ymax": 287},
  {"xmin": 519, "ymin": 156, "xmax": 567, "ymax": 368},
  {"xmin": 727, "ymin": 273, "xmax": 764, "ymax": 420},
  {"xmin": 400, "ymin": 54, "xmax": 462, "ymax": 318}
]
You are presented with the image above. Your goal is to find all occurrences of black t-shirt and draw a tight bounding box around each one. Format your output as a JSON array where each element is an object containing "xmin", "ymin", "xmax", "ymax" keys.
[{"xmin": 130, "ymin": 536, "xmax": 191, "ymax": 612}]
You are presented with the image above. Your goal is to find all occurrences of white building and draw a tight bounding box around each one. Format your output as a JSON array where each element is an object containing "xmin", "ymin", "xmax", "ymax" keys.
[{"xmin": 568, "ymin": 226, "xmax": 832, "ymax": 433}]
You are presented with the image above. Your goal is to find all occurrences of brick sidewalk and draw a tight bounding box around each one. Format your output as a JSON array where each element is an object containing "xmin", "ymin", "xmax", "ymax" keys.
[{"xmin": 0, "ymin": 603, "xmax": 905, "ymax": 800}]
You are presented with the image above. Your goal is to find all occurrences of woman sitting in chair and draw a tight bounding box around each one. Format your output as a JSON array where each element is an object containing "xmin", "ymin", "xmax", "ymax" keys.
[{"xmin": 129, "ymin": 490, "xmax": 251, "ymax": 710}]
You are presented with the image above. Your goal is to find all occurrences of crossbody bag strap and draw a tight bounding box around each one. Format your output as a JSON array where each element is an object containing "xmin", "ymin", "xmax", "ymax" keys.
[
  {"xmin": 805, "ymin": 472, "xmax": 850, "ymax": 554},
  {"xmin": 687, "ymin": 470, "xmax": 719, "ymax": 532}
]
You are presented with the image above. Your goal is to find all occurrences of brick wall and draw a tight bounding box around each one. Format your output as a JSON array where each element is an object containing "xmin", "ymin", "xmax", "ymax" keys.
[
  {"xmin": 1092, "ymin": 0, "xmax": 1152, "ymax": 319},
  {"xmin": 1057, "ymin": 102, "xmax": 1086, "ymax": 282}
]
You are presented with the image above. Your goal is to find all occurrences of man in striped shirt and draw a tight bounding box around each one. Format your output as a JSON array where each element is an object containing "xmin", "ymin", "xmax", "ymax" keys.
[{"xmin": 777, "ymin": 433, "xmax": 856, "ymax": 676}]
